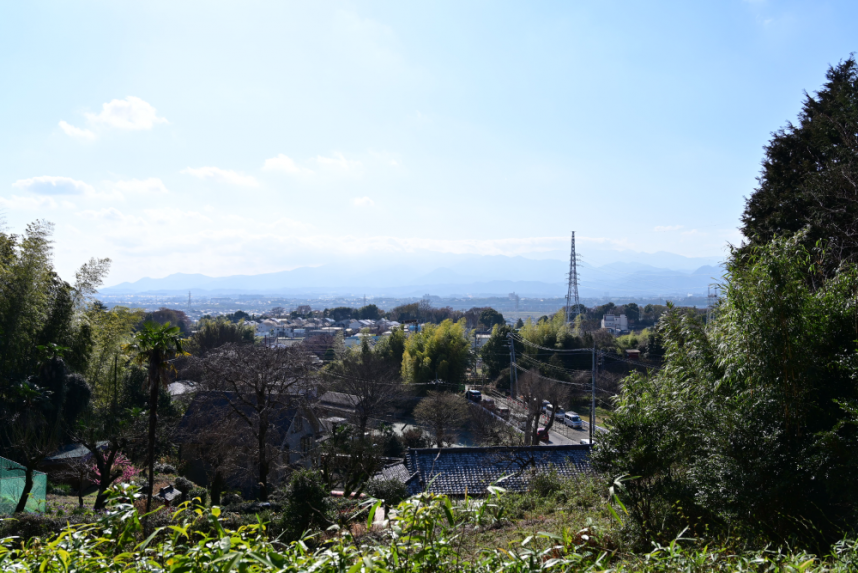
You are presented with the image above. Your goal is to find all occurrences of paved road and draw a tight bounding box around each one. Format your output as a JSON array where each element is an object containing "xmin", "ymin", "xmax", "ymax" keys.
[{"xmin": 480, "ymin": 389, "xmax": 607, "ymax": 445}]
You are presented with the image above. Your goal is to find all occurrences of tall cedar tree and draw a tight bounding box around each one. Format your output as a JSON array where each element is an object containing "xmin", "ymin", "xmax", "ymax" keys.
[{"xmin": 742, "ymin": 57, "xmax": 858, "ymax": 266}]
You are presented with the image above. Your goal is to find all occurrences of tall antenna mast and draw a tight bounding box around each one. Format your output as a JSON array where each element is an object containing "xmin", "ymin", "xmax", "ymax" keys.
[
  {"xmin": 565, "ymin": 232, "xmax": 581, "ymax": 324},
  {"xmin": 187, "ymin": 291, "xmax": 192, "ymax": 311}
]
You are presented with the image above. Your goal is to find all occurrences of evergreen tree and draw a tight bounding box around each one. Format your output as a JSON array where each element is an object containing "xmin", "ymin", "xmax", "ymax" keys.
[{"xmin": 742, "ymin": 57, "xmax": 858, "ymax": 265}]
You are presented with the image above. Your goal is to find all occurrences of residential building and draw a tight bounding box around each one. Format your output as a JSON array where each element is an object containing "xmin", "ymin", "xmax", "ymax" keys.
[{"xmin": 601, "ymin": 314, "xmax": 628, "ymax": 334}]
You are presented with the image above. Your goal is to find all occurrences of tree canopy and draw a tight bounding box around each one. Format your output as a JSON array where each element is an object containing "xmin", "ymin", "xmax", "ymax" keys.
[
  {"xmin": 594, "ymin": 232, "xmax": 858, "ymax": 548},
  {"xmin": 742, "ymin": 57, "xmax": 858, "ymax": 265},
  {"xmin": 401, "ymin": 319, "xmax": 471, "ymax": 386}
]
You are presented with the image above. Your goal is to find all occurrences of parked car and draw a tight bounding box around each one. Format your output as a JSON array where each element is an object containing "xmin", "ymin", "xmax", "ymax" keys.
[
  {"xmin": 580, "ymin": 438, "xmax": 595, "ymax": 446},
  {"xmin": 536, "ymin": 428, "xmax": 550, "ymax": 442},
  {"xmin": 497, "ymin": 406, "xmax": 510, "ymax": 419},
  {"xmin": 563, "ymin": 413, "xmax": 583, "ymax": 429},
  {"xmin": 465, "ymin": 389, "xmax": 482, "ymax": 402}
]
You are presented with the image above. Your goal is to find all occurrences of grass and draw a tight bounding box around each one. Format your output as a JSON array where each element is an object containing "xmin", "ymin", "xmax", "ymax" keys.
[
  {"xmin": 44, "ymin": 492, "xmax": 98, "ymax": 516},
  {"xmin": 455, "ymin": 473, "xmax": 615, "ymax": 560},
  {"xmin": 568, "ymin": 403, "xmax": 612, "ymax": 428}
]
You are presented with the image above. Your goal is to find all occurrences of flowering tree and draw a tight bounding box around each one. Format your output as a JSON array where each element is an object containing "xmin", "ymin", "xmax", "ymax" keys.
[{"xmin": 91, "ymin": 453, "xmax": 138, "ymax": 485}]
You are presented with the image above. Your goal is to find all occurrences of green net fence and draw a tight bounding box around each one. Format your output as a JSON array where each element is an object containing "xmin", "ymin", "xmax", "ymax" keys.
[{"xmin": 0, "ymin": 456, "xmax": 46, "ymax": 513}]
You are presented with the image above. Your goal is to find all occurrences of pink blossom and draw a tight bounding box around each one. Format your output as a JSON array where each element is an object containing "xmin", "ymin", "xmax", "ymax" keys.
[{"xmin": 91, "ymin": 453, "xmax": 139, "ymax": 484}]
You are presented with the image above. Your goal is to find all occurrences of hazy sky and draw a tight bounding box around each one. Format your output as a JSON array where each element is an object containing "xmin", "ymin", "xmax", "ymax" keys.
[{"xmin": 2, "ymin": 1, "xmax": 856, "ymax": 285}]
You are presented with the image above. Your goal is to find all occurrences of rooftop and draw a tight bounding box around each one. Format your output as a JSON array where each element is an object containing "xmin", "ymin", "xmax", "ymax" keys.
[{"xmin": 405, "ymin": 444, "xmax": 591, "ymax": 496}]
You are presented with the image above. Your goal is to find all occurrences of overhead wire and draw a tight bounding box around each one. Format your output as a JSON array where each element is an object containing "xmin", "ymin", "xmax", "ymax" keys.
[
  {"xmin": 509, "ymin": 333, "xmax": 592, "ymax": 354},
  {"xmin": 509, "ymin": 361, "xmax": 616, "ymax": 394},
  {"xmin": 517, "ymin": 353, "xmax": 592, "ymax": 375},
  {"xmin": 601, "ymin": 353, "xmax": 662, "ymax": 371}
]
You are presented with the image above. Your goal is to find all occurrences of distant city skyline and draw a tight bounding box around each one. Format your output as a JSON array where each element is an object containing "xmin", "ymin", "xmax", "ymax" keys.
[{"xmin": 2, "ymin": 1, "xmax": 856, "ymax": 284}]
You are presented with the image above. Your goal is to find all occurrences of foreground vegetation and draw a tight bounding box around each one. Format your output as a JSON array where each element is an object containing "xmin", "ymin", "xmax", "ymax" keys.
[{"xmin": 3, "ymin": 482, "xmax": 858, "ymax": 572}]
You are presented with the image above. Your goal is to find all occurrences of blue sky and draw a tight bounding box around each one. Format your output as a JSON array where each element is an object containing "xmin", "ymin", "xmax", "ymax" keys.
[{"xmin": 1, "ymin": 1, "xmax": 856, "ymax": 285}]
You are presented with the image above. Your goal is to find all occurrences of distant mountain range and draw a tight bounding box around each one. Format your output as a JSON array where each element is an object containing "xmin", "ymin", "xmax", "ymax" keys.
[{"xmin": 100, "ymin": 251, "xmax": 725, "ymax": 298}]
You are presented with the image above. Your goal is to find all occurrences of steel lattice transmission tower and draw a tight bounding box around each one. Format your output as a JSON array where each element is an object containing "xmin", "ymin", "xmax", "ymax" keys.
[{"xmin": 565, "ymin": 232, "xmax": 581, "ymax": 324}]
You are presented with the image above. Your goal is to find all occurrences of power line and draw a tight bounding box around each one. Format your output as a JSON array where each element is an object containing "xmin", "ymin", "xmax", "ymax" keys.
[
  {"xmin": 601, "ymin": 352, "xmax": 662, "ymax": 371},
  {"xmin": 509, "ymin": 362, "xmax": 615, "ymax": 394},
  {"xmin": 509, "ymin": 333, "xmax": 592, "ymax": 354},
  {"xmin": 517, "ymin": 353, "xmax": 592, "ymax": 375}
]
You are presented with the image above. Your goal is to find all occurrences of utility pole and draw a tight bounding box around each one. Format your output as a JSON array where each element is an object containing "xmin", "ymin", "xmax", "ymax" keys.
[
  {"xmin": 565, "ymin": 232, "xmax": 581, "ymax": 325},
  {"xmin": 507, "ymin": 333, "xmax": 518, "ymax": 399},
  {"xmin": 590, "ymin": 344, "xmax": 596, "ymax": 446},
  {"xmin": 706, "ymin": 284, "xmax": 718, "ymax": 328}
]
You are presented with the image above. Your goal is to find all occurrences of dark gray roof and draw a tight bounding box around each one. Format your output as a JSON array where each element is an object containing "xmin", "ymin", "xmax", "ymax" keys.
[
  {"xmin": 375, "ymin": 462, "xmax": 416, "ymax": 484},
  {"xmin": 44, "ymin": 442, "xmax": 108, "ymax": 463},
  {"xmin": 319, "ymin": 391, "xmax": 361, "ymax": 409},
  {"xmin": 157, "ymin": 485, "xmax": 181, "ymax": 502},
  {"xmin": 405, "ymin": 445, "xmax": 591, "ymax": 496}
]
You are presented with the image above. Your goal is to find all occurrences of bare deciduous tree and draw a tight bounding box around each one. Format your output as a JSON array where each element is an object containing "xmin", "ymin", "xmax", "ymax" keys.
[
  {"xmin": 519, "ymin": 369, "xmax": 571, "ymax": 445},
  {"xmin": 468, "ymin": 403, "xmax": 521, "ymax": 447},
  {"xmin": 55, "ymin": 455, "xmax": 95, "ymax": 508},
  {"xmin": 324, "ymin": 339, "xmax": 403, "ymax": 435},
  {"xmin": 197, "ymin": 344, "xmax": 315, "ymax": 501},
  {"xmin": 413, "ymin": 392, "xmax": 468, "ymax": 447},
  {"xmin": 5, "ymin": 411, "xmax": 58, "ymax": 513},
  {"xmin": 178, "ymin": 397, "xmax": 245, "ymax": 505}
]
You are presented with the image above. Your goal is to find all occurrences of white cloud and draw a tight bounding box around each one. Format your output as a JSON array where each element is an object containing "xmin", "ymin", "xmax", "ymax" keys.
[
  {"xmin": 0, "ymin": 195, "xmax": 62, "ymax": 210},
  {"xmin": 58, "ymin": 121, "xmax": 96, "ymax": 141},
  {"xmin": 352, "ymin": 196, "xmax": 374, "ymax": 207},
  {"xmin": 263, "ymin": 154, "xmax": 314, "ymax": 175},
  {"xmin": 143, "ymin": 208, "xmax": 213, "ymax": 226},
  {"xmin": 181, "ymin": 166, "xmax": 259, "ymax": 187},
  {"xmin": 78, "ymin": 207, "xmax": 144, "ymax": 225},
  {"xmin": 315, "ymin": 152, "xmax": 362, "ymax": 172},
  {"xmin": 85, "ymin": 96, "xmax": 168, "ymax": 130},
  {"xmin": 110, "ymin": 178, "xmax": 169, "ymax": 196},
  {"xmin": 13, "ymin": 176, "xmax": 95, "ymax": 196},
  {"xmin": 654, "ymin": 225, "xmax": 683, "ymax": 232}
]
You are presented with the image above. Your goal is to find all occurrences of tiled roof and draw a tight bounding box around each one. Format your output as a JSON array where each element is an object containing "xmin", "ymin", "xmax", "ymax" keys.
[
  {"xmin": 405, "ymin": 445, "xmax": 591, "ymax": 496},
  {"xmin": 319, "ymin": 391, "xmax": 361, "ymax": 409},
  {"xmin": 44, "ymin": 441, "xmax": 109, "ymax": 462},
  {"xmin": 375, "ymin": 462, "xmax": 416, "ymax": 484}
]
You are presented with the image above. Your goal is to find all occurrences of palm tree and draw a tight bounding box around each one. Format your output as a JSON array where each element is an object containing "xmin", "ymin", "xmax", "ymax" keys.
[{"xmin": 124, "ymin": 321, "xmax": 186, "ymax": 511}]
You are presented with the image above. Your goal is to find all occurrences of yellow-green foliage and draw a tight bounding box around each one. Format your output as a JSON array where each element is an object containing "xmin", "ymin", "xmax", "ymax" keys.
[
  {"xmin": 84, "ymin": 306, "xmax": 144, "ymax": 405},
  {"xmin": 519, "ymin": 309, "xmax": 592, "ymax": 354},
  {"xmin": 401, "ymin": 319, "xmax": 471, "ymax": 385},
  {"xmin": 615, "ymin": 328, "xmax": 650, "ymax": 351},
  {"xmin": 2, "ymin": 483, "xmax": 858, "ymax": 572}
]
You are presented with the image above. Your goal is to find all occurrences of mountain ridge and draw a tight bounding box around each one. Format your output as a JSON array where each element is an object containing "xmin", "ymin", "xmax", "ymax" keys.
[{"xmin": 101, "ymin": 253, "xmax": 724, "ymax": 298}]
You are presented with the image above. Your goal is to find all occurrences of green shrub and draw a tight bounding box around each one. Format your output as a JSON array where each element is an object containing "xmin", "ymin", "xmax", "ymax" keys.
[
  {"xmin": 528, "ymin": 467, "xmax": 565, "ymax": 497},
  {"xmin": 4, "ymin": 482, "xmax": 858, "ymax": 572},
  {"xmin": 174, "ymin": 476, "xmax": 195, "ymax": 496},
  {"xmin": 275, "ymin": 469, "xmax": 331, "ymax": 541},
  {"xmin": 154, "ymin": 462, "xmax": 176, "ymax": 475},
  {"xmin": 47, "ymin": 482, "xmax": 72, "ymax": 495},
  {"xmin": 365, "ymin": 478, "xmax": 407, "ymax": 506},
  {"xmin": 188, "ymin": 488, "xmax": 207, "ymax": 506}
]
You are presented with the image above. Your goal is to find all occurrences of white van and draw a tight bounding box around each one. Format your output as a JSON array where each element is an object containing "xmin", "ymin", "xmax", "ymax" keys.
[{"xmin": 563, "ymin": 412, "xmax": 583, "ymax": 429}]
